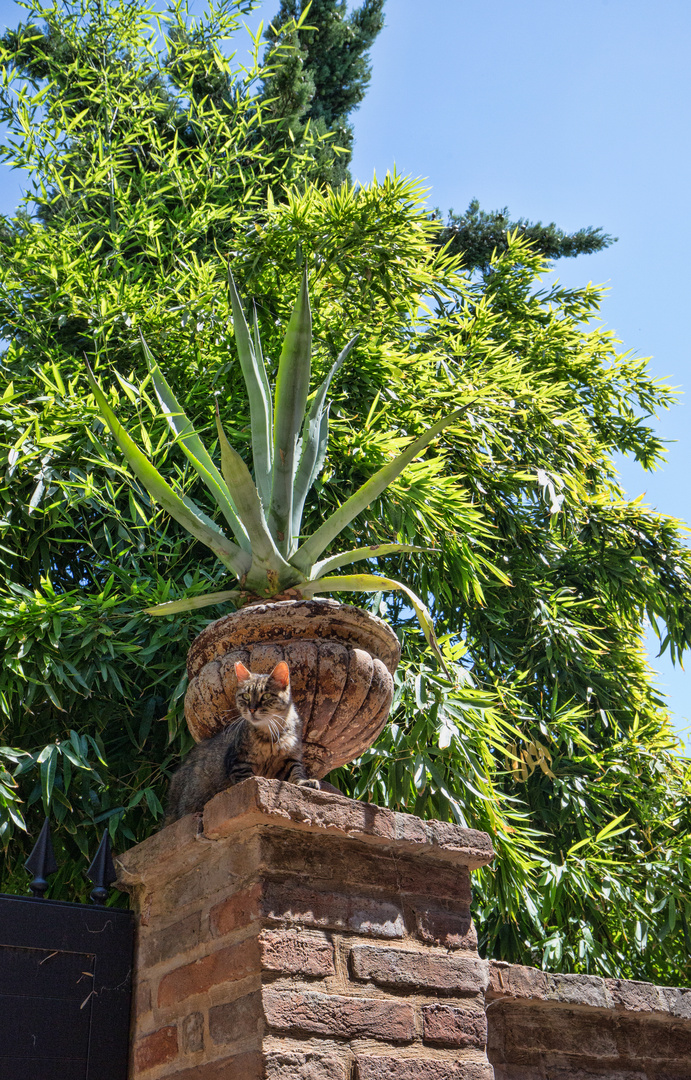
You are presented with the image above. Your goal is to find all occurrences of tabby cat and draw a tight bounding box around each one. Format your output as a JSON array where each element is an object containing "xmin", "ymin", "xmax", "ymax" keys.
[{"xmin": 163, "ymin": 660, "xmax": 319, "ymax": 824}]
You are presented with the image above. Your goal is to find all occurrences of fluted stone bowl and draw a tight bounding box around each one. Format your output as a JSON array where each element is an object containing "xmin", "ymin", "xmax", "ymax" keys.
[{"xmin": 184, "ymin": 598, "xmax": 401, "ymax": 778}]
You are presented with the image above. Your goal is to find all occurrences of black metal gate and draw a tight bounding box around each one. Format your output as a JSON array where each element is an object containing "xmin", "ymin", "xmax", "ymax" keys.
[{"xmin": 0, "ymin": 823, "xmax": 134, "ymax": 1080}]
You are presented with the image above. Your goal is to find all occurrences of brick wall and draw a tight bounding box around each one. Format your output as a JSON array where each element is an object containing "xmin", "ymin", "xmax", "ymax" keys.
[
  {"xmin": 117, "ymin": 779, "xmax": 691, "ymax": 1080},
  {"xmin": 117, "ymin": 777, "xmax": 496, "ymax": 1080},
  {"xmin": 486, "ymin": 960, "xmax": 691, "ymax": 1080}
]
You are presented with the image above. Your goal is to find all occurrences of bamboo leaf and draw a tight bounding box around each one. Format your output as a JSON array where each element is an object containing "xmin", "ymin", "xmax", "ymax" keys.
[
  {"xmin": 40, "ymin": 744, "xmax": 58, "ymax": 809},
  {"xmin": 269, "ymin": 269, "xmax": 312, "ymax": 554},
  {"xmin": 85, "ymin": 363, "xmax": 250, "ymax": 578},
  {"xmin": 214, "ymin": 401, "xmax": 288, "ymax": 568},
  {"xmin": 227, "ymin": 269, "xmax": 273, "ymax": 508},
  {"xmin": 146, "ymin": 590, "xmax": 242, "ymax": 615},
  {"xmin": 299, "ymin": 572, "xmax": 448, "ymax": 672},
  {"xmin": 309, "ymin": 543, "xmax": 433, "ymax": 579},
  {"xmin": 291, "ymin": 333, "xmax": 359, "ymax": 549},
  {"xmin": 292, "ymin": 405, "xmax": 472, "ymax": 572},
  {"xmin": 595, "ymin": 812, "xmax": 630, "ymax": 843},
  {"xmin": 141, "ymin": 332, "xmax": 250, "ymax": 551}
]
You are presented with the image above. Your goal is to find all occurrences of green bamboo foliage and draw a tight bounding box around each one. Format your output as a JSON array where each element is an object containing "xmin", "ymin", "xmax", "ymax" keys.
[{"xmin": 86, "ymin": 275, "xmax": 454, "ymax": 663}]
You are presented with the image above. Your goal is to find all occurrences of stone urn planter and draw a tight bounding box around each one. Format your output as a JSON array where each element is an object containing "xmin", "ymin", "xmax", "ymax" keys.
[{"xmin": 184, "ymin": 598, "xmax": 401, "ymax": 778}]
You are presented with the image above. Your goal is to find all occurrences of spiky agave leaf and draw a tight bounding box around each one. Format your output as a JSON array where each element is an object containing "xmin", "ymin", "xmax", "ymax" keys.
[
  {"xmin": 310, "ymin": 543, "xmax": 433, "ymax": 579},
  {"xmin": 299, "ymin": 572, "xmax": 448, "ymax": 673},
  {"xmin": 291, "ymin": 332, "xmax": 359, "ymax": 552},
  {"xmin": 141, "ymin": 333, "xmax": 251, "ymax": 552},
  {"xmin": 290, "ymin": 403, "xmax": 474, "ymax": 574},
  {"xmin": 145, "ymin": 590, "xmax": 243, "ymax": 615},
  {"xmin": 85, "ymin": 364, "xmax": 250, "ymax": 578},
  {"xmin": 213, "ymin": 403, "xmax": 288, "ymax": 568},
  {"xmin": 269, "ymin": 269, "xmax": 312, "ymax": 555},
  {"xmin": 214, "ymin": 403, "xmax": 301, "ymax": 593},
  {"xmin": 227, "ymin": 269, "xmax": 273, "ymax": 508}
]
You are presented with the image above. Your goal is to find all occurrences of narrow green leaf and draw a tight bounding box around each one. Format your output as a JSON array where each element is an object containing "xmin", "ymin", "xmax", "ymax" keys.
[
  {"xmin": 227, "ymin": 270, "xmax": 273, "ymax": 508},
  {"xmin": 299, "ymin": 572, "xmax": 448, "ymax": 673},
  {"xmin": 85, "ymin": 363, "xmax": 250, "ymax": 578},
  {"xmin": 309, "ymin": 543, "xmax": 433, "ymax": 579},
  {"xmin": 40, "ymin": 744, "xmax": 58, "ymax": 809},
  {"xmin": 141, "ymin": 332, "xmax": 251, "ymax": 551},
  {"xmin": 214, "ymin": 401, "xmax": 288, "ymax": 567},
  {"xmin": 269, "ymin": 269, "xmax": 312, "ymax": 554},
  {"xmin": 292, "ymin": 405, "xmax": 472, "ymax": 572},
  {"xmin": 145, "ymin": 589, "xmax": 242, "ymax": 615},
  {"xmin": 595, "ymin": 811, "xmax": 630, "ymax": 843},
  {"xmin": 291, "ymin": 333, "xmax": 359, "ymax": 550}
]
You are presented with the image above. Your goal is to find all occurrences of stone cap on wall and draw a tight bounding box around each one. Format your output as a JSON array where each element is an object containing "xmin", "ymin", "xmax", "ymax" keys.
[
  {"xmin": 116, "ymin": 776, "xmax": 495, "ymax": 887},
  {"xmin": 488, "ymin": 960, "xmax": 691, "ymax": 1020}
]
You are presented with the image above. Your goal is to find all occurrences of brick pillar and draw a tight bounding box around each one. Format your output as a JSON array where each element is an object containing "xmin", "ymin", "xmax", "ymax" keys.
[{"xmin": 116, "ymin": 777, "xmax": 495, "ymax": 1080}]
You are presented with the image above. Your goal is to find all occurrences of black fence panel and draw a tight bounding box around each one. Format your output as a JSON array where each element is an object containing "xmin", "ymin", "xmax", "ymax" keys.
[{"xmin": 0, "ymin": 893, "xmax": 134, "ymax": 1080}]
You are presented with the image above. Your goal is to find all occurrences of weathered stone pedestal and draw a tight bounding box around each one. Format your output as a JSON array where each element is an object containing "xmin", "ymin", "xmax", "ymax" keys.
[{"xmin": 117, "ymin": 778, "xmax": 495, "ymax": 1080}]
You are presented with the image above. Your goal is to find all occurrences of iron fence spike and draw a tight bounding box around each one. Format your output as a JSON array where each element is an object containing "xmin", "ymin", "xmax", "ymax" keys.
[
  {"xmin": 24, "ymin": 818, "xmax": 59, "ymax": 898},
  {"xmin": 86, "ymin": 830, "xmax": 117, "ymax": 905}
]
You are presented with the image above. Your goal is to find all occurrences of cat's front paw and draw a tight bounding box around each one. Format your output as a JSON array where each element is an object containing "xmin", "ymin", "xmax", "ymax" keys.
[
  {"xmin": 228, "ymin": 765, "xmax": 254, "ymax": 785},
  {"xmin": 297, "ymin": 777, "xmax": 321, "ymax": 790}
]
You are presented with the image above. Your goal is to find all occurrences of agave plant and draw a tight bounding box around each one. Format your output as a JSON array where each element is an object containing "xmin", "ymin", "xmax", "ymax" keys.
[{"xmin": 86, "ymin": 271, "xmax": 466, "ymax": 663}]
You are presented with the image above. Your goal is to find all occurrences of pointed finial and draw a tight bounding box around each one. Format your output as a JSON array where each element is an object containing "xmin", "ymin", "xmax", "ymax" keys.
[
  {"xmin": 86, "ymin": 830, "xmax": 117, "ymax": 905},
  {"xmin": 24, "ymin": 818, "xmax": 59, "ymax": 898}
]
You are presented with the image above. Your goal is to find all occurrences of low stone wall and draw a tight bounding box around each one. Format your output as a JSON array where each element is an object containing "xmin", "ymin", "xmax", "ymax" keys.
[{"xmin": 487, "ymin": 960, "xmax": 691, "ymax": 1079}]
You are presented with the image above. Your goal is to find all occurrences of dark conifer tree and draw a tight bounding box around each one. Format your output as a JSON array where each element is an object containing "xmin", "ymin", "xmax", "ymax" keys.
[
  {"xmin": 434, "ymin": 198, "xmax": 616, "ymax": 272},
  {"xmin": 263, "ymin": 0, "xmax": 385, "ymax": 184},
  {"xmin": 262, "ymin": 3, "xmax": 615, "ymax": 263}
]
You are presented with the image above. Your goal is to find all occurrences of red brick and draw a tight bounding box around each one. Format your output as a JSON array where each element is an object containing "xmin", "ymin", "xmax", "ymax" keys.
[
  {"xmin": 265, "ymin": 1049, "xmax": 348, "ymax": 1079},
  {"xmin": 181, "ymin": 1011, "xmax": 204, "ymax": 1054},
  {"xmin": 615, "ymin": 1014, "xmax": 691, "ymax": 1060},
  {"xmin": 414, "ymin": 904, "xmax": 477, "ymax": 950},
  {"xmin": 117, "ymin": 811, "xmax": 201, "ymax": 885},
  {"xmin": 606, "ymin": 976, "xmax": 674, "ymax": 1014},
  {"xmin": 158, "ymin": 938, "xmax": 260, "ymax": 1007},
  {"xmin": 259, "ymin": 929, "xmax": 335, "ymax": 977},
  {"xmin": 208, "ymin": 991, "xmax": 263, "ymax": 1045},
  {"xmin": 495, "ymin": 1008, "xmax": 617, "ymax": 1056},
  {"xmin": 398, "ymin": 862, "xmax": 472, "ymax": 902},
  {"xmin": 209, "ymin": 883, "xmax": 263, "ymax": 938},
  {"xmin": 133, "ymin": 1025, "xmax": 178, "ymax": 1073},
  {"xmin": 262, "ymin": 881, "xmax": 404, "ymax": 938},
  {"xmin": 134, "ymin": 979, "xmax": 152, "ymax": 1018},
  {"xmin": 349, "ymin": 946, "xmax": 485, "ymax": 993},
  {"xmin": 423, "ymin": 1003, "xmax": 487, "ymax": 1048},
  {"xmin": 263, "ymin": 988, "xmax": 415, "ymax": 1042},
  {"xmin": 487, "ymin": 961, "xmax": 609, "ymax": 1009},
  {"xmin": 200, "ymin": 776, "xmax": 494, "ymax": 869},
  {"xmin": 167, "ymin": 1052, "xmax": 263, "ymax": 1080},
  {"xmin": 260, "ymin": 831, "xmax": 401, "ymax": 892},
  {"xmin": 260, "ymin": 830, "xmax": 474, "ymax": 901},
  {"xmin": 356, "ymin": 1058, "xmax": 494, "ymax": 1080},
  {"xmin": 140, "ymin": 911, "xmax": 202, "ymax": 966},
  {"xmin": 350, "ymin": 944, "xmax": 489, "ymax": 993},
  {"xmin": 155, "ymin": 838, "xmax": 256, "ymax": 913}
]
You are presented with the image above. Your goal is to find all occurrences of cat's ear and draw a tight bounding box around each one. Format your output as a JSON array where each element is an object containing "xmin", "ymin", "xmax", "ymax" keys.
[
  {"xmin": 235, "ymin": 661, "xmax": 251, "ymax": 683},
  {"xmin": 270, "ymin": 661, "xmax": 290, "ymax": 689}
]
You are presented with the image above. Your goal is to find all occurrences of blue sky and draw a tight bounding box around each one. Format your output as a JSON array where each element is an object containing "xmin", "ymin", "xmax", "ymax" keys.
[{"xmin": 1, "ymin": 0, "xmax": 689, "ymax": 742}]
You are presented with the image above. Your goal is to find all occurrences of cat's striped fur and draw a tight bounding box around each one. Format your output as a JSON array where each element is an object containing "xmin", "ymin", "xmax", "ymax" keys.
[{"xmin": 164, "ymin": 661, "xmax": 318, "ymax": 824}]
